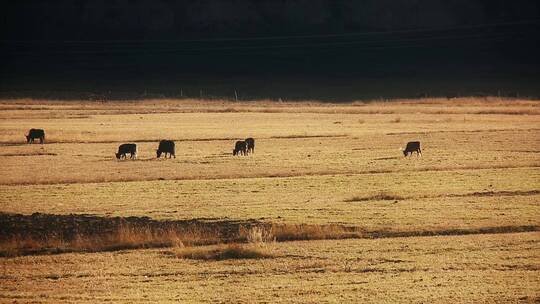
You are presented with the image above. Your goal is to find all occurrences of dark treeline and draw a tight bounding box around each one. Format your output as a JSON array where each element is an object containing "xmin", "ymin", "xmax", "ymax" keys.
[
  {"xmin": 1, "ymin": 0, "xmax": 539, "ymax": 101},
  {"xmin": 3, "ymin": 0, "xmax": 540, "ymax": 40}
]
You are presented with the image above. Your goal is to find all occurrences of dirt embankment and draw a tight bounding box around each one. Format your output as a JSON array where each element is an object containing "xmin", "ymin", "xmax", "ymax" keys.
[{"xmin": 1, "ymin": 212, "xmax": 537, "ymax": 257}]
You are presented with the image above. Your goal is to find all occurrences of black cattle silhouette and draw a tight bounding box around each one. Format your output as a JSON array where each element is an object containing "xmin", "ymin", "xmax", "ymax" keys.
[
  {"xmin": 233, "ymin": 141, "xmax": 247, "ymax": 156},
  {"xmin": 26, "ymin": 128, "xmax": 45, "ymax": 144},
  {"xmin": 157, "ymin": 140, "xmax": 175, "ymax": 158},
  {"xmin": 116, "ymin": 143, "xmax": 137, "ymax": 160},
  {"xmin": 403, "ymin": 141, "xmax": 422, "ymax": 157},
  {"xmin": 245, "ymin": 138, "xmax": 255, "ymax": 154}
]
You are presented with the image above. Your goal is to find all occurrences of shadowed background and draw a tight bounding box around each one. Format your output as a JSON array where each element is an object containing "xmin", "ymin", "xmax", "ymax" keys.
[{"xmin": 1, "ymin": 0, "xmax": 539, "ymax": 100}]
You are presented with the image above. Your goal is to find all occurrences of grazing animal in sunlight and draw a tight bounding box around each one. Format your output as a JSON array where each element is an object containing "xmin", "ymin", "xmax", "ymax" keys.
[
  {"xmin": 245, "ymin": 138, "xmax": 255, "ymax": 154},
  {"xmin": 116, "ymin": 143, "xmax": 137, "ymax": 160},
  {"xmin": 233, "ymin": 140, "xmax": 247, "ymax": 156},
  {"xmin": 402, "ymin": 141, "xmax": 422, "ymax": 157},
  {"xmin": 157, "ymin": 140, "xmax": 176, "ymax": 158},
  {"xmin": 26, "ymin": 128, "xmax": 45, "ymax": 144}
]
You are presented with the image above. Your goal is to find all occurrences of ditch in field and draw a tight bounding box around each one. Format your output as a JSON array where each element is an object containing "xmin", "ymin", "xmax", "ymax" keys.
[{"xmin": 1, "ymin": 212, "xmax": 537, "ymax": 257}]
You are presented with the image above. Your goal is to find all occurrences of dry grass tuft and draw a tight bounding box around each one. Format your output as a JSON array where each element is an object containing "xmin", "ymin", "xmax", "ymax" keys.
[
  {"xmin": 269, "ymin": 224, "xmax": 357, "ymax": 241},
  {"xmin": 345, "ymin": 191, "xmax": 405, "ymax": 202},
  {"xmin": 0, "ymin": 224, "xmax": 191, "ymax": 257},
  {"xmin": 172, "ymin": 243, "xmax": 273, "ymax": 260},
  {"xmin": 239, "ymin": 226, "xmax": 275, "ymax": 243}
]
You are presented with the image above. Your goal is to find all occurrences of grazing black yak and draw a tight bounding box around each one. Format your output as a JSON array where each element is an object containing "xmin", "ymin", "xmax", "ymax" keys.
[
  {"xmin": 157, "ymin": 140, "xmax": 175, "ymax": 158},
  {"xmin": 233, "ymin": 141, "xmax": 247, "ymax": 156},
  {"xmin": 245, "ymin": 138, "xmax": 255, "ymax": 154},
  {"xmin": 26, "ymin": 128, "xmax": 45, "ymax": 144},
  {"xmin": 116, "ymin": 143, "xmax": 137, "ymax": 159},
  {"xmin": 403, "ymin": 141, "xmax": 422, "ymax": 157}
]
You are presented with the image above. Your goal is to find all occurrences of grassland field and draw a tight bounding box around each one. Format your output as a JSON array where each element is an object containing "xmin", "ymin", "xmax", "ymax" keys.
[{"xmin": 0, "ymin": 97, "xmax": 539, "ymax": 303}]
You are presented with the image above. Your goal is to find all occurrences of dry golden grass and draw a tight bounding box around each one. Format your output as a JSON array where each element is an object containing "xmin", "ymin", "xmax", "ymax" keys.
[
  {"xmin": 0, "ymin": 97, "xmax": 539, "ymax": 302},
  {"xmin": 1, "ymin": 168, "xmax": 537, "ymax": 234},
  {"xmin": 171, "ymin": 243, "xmax": 273, "ymax": 260},
  {"xmin": 1, "ymin": 232, "xmax": 538, "ymax": 303},
  {"xmin": 0, "ymin": 97, "xmax": 538, "ymax": 186},
  {"xmin": 0, "ymin": 224, "xmax": 187, "ymax": 257},
  {"xmin": 2, "ymin": 213, "xmax": 535, "ymax": 258},
  {"xmin": 1, "ymin": 97, "xmax": 539, "ymax": 118}
]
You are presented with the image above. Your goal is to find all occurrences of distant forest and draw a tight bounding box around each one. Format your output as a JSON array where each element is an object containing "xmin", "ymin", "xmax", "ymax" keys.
[
  {"xmin": 3, "ymin": 0, "xmax": 540, "ymax": 40},
  {"xmin": 1, "ymin": 0, "xmax": 539, "ymax": 100}
]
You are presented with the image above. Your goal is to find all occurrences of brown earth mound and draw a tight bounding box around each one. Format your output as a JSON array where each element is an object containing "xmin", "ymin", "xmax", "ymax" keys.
[
  {"xmin": 1, "ymin": 212, "xmax": 537, "ymax": 257},
  {"xmin": 0, "ymin": 212, "xmax": 263, "ymax": 256}
]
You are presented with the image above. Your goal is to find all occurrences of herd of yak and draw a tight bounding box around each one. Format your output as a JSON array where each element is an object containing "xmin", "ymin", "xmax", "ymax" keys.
[
  {"xmin": 24, "ymin": 128, "xmax": 422, "ymax": 159},
  {"xmin": 113, "ymin": 137, "xmax": 255, "ymax": 160}
]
